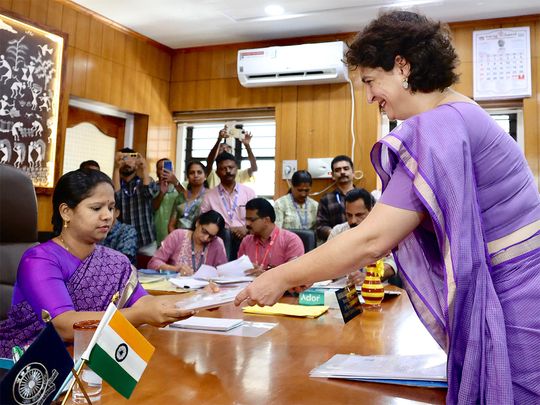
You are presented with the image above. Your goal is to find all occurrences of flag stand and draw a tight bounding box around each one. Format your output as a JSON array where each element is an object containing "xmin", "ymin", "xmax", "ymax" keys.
[{"xmin": 60, "ymin": 358, "xmax": 93, "ymax": 405}]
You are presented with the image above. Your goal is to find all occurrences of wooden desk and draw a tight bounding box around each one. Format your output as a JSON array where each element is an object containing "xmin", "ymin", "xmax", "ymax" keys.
[{"xmin": 96, "ymin": 292, "xmax": 447, "ymax": 404}]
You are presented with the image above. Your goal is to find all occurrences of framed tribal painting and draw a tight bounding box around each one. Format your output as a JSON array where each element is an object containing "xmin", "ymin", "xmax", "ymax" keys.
[{"xmin": 0, "ymin": 12, "xmax": 66, "ymax": 189}]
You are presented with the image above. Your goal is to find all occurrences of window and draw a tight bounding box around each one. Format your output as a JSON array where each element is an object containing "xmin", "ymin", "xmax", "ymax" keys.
[{"xmin": 176, "ymin": 119, "xmax": 276, "ymax": 197}]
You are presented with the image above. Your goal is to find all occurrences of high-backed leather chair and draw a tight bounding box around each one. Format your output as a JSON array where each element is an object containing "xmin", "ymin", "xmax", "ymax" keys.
[
  {"xmin": 289, "ymin": 229, "xmax": 316, "ymax": 253},
  {"xmin": 0, "ymin": 165, "xmax": 38, "ymax": 319}
]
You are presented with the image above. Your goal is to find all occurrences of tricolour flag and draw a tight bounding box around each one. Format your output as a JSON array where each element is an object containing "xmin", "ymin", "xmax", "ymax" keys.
[{"xmin": 82, "ymin": 303, "xmax": 155, "ymax": 399}]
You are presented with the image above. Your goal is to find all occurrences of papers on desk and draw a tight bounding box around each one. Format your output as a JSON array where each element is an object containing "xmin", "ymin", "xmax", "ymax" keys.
[
  {"xmin": 175, "ymin": 287, "xmax": 243, "ymax": 311},
  {"xmin": 170, "ymin": 316, "xmax": 243, "ymax": 331},
  {"xmin": 310, "ymin": 353, "xmax": 448, "ymax": 388},
  {"xmin": 194, "ymin": 255, "xmax": 254, "ymax": 283},
  {"xmin": 164, "ymin": 320, "xmax": 277, "ymax": 338},
  {"xmin": 242, "ymin": 303, "xmax": 328, "ymax": 318},
  {"xmin": 169, "ymin": 277, "xmax": 209, "ymax": 289}
]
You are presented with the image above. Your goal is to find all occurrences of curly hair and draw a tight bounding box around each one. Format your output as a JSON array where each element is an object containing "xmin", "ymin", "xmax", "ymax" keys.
[{"xmin": 346, "ymin": 10, "xmax": 459, "ymax": 93}]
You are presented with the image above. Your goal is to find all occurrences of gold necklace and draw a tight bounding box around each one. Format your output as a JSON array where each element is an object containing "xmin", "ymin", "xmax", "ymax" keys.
[{"xmin": 58, "ymin": 234, "xmax": 70, "ymax": 252}]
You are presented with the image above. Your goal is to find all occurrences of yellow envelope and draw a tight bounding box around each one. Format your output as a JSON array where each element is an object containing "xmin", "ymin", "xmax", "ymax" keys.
[{"xmin": 242, "ymin": 303, "xmax": 328, "ymax": 318}]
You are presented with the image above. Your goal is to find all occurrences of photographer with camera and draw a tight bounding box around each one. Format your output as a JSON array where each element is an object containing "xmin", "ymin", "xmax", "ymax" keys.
[
  {"xmin": 113, "ymin": 147, "xmax": 159, "ymax": 258},
  {"xmin": 205, "ymin": 125, "xmax": 258, "ymax": 188}
]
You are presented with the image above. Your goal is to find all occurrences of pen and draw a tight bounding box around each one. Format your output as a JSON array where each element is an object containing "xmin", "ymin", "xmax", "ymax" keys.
[{"xmin": 12, "ymin": 346, "xmax": 23, "ymax": 363}]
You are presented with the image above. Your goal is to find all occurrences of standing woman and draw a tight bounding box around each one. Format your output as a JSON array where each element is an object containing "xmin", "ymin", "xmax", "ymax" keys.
[
  {"xmin": 274, "ymin": 170, "xmax": 318, "ymax": 230},
  {"xmin": 168, "ymin": 161, "xmax": 207, "ymax": 232},
  {"xmin": 149, "ymin": 210, "xmax": 227, "ymax": 276},
  {"xmin": 0, "ymin": 169, "xmax": 194, "ymax": 357},
  {"xmin": 235, "ymin": 11, "xmax": 540, "ymax": 404}
]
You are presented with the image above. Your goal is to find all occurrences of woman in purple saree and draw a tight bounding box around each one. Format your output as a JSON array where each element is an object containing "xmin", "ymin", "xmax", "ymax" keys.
[
  {"xmin": 235, "ymin": 11, "xmax": 540, "ymax": 404},
  {"xmin": 0, "ymin": 169, "xmax": 195, "ymax": 358}
]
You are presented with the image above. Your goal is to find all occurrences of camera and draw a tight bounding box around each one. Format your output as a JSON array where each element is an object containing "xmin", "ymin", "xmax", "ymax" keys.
[
  {"xmin": 226, "ymin": 123, "xmax": 245, "ymax": 140},
  {"xmin": 122, "ymin": 152, "xmax": 138, "ymax": 161}
]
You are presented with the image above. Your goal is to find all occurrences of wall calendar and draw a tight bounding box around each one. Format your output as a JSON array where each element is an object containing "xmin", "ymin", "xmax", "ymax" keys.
[{"xmin": 473, "ymin": 27, "xmax": 531, "ymax": 101}]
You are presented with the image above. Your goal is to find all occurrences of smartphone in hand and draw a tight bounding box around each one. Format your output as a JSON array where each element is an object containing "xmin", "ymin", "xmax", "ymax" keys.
[{"xmin": 163, "ymin": 160, "xmax": 173, "ymax": 171}]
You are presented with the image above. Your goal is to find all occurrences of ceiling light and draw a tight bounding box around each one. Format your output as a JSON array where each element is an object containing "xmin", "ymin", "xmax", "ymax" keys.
[{"xmin": 264, "ymin": 5, "xmax": 285, "ymax": 16}]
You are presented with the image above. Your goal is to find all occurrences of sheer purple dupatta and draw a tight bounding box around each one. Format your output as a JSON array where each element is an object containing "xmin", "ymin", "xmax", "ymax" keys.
[{"xmin": 371, "ymin": 109, "xmax": 513, "ymax": 404}]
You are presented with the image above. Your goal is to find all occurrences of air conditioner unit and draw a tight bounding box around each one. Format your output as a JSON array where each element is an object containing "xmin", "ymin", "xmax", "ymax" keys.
[{"xmin": 237, "ymin": 41, "xmax": 349, "ymax": 88}]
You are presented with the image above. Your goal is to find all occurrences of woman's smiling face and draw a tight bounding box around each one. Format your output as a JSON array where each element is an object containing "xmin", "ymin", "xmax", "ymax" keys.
[{"xmin": 359, "ymin": 64, "xmax": 411, "ymax": 121}]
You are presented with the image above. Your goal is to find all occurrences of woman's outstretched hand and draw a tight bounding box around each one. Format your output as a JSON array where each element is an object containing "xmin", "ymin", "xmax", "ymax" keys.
[
  {"xmin": 234, "ymin": 269, "xmax": 289, "ymax": 307},
  {"xmin": 134, "ymin": 295, "xmax": 195, "ymax": 328}
]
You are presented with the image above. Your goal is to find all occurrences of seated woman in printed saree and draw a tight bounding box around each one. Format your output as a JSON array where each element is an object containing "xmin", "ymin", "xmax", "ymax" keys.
[
  {"xmin": 0, "ymin": 169, "xmax": 197, "ymax": 358},
  {"xmin": 149, "ymin": 210, "xmax": 228, "ymax": 276},
  {"xmin": 168, "ymin": 160, "xmax": 207, "ymax": 232},
  {"xmin": 235, "ymin": 11, "xmax": 540, "ymax": 405}
]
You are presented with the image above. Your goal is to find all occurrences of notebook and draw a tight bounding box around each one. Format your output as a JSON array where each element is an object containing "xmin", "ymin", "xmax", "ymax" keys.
[{"xmin": 170, "ymin": 317, "xmax": 243, "ymax": 331}]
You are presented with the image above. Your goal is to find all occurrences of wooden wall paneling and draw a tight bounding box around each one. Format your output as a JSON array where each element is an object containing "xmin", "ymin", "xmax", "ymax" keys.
[
  {"xmin": 170, "ymin": 51, "xmax": 185, "ymax": 82},
  {"xmin": 135, "ymin": 38, "xmax": 146, "ymax": 72},
  {"xmin": 0, "ymin": 1, "xmax": 12, "ymax": 11},
  {"xmin": 37, "ymin": 195, "xmax": 53, "ymax": 231},
  {"xmin": 296, "ymin": 86, "xmax": 316, "ymax": 163},
  {"xmin": 46, "ymin": 0, "xmax": 62, "ymax": 31},
  {"xmin": 123, "ymin": 35, "xmax": 137, "ymax": 69},
  {"xmin": 112, "ymin": 30, "xmax": 126, "ymax": 65},
  {"xmin": 133, "ymin": 114, "xmax": 149, "ymax": 156},
  {"xmin": 84, "ymin": 52, "xmax": 101, "ymax": 101},
  {"xmin": 101, "ymin": 24, "xmax": 115, "ymax": 61},
  {"xmin": 210, "ymin": 48, "xmax": 226, "ymax": 79},
  {"xmin": 60, "ymin": 4, "xmax": 76, "ymax": 44},
  {"xmin": 209, "ymin": 78, "xmax": 229, "ymax": 110},
  {"xmin": 195, "ymin": 80, "xmax": 212, "ymax": 110},
  {"xmin": 109, "ymin": 62, "xmax": 124, "ymax": 107},
  {"xmin": 29, "ymin": 0, "xmax": 48, "ymax": 25},
  {"xmin": 197, "ymin": 50, "xmax": 213, "ymax": 80},
  {"xmin": 99, "ymin": 59, "xmax": 113, "ymax": 104},
  {"xmin": 223, "ymin": 78, "xmax": 240, "ymax": 109},
  {"xmin": 169, "ymin": 81, "xmax": 184, "ymax": 111},
  {"xmin": 88, "ymin": 16, "xmax": 103, "ymax": 56},
  {"xmin": 223, "ymin": 47, "xmax": 238, "ymax": 78},
  {"xmin": 71, "ymin": 48, "xmax": 88, "ymax": 97},
  {"xmin": 64, "ymin": 45, "xmax": 74, "ymax": 95},
  {"xmin": 11, "ymin": 0, "xmax": 30, "ymax": 17},
  {"xmin": 523, "ymin": 22, "xmax": 539, "ymax": 187},
  {"xmin": 452, "ymin": 27, "xmax": 473, "ymax": 96},
  {"xmin": 121, "ymin": 67, "xmax": 136, "ymax": 111},
  {"xmin": 160, "ymin": 50, "xmax": 172, "ymax": 81},
  {"xmin": 181, "ymin": 81, "xmax": 198, "ymax": 110},
  {"xmin": 75, "ymin": 11, "xmax": 90, "ymax": 51},
  {"xmin": 328, "ymin": 83, "xmax": 351, "ymax": 157},
  {"xmin": 183, "ymin": 49, "xmax": 199, "ymax": 81},
  {"xmin": 275, "ymin": 87, "xmax": 296, "ymax": 197}
]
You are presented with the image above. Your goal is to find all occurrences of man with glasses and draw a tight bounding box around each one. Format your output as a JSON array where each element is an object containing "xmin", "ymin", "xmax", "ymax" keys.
[
  {"xmin": 239, "ymin": 198, "xmax": 304, "ymax": 277},
  {"xmin": 328, "ymin": 188, "xmax": 399, "ymax": 285}
]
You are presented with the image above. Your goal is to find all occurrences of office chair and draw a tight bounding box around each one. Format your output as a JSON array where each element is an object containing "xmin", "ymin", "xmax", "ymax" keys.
[
  {"xmin": 0, "ymin": 165, "xmax": 38, "ymax": 319},
  {"xmin": 289, "ymin": 229, "xmax": 316, "ymax": 253}
]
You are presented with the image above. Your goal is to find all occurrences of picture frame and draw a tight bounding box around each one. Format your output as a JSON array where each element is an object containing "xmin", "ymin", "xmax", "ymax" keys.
[{"xmin": 0, "ymin": 11, "xmax": 67, "ymax": 190}]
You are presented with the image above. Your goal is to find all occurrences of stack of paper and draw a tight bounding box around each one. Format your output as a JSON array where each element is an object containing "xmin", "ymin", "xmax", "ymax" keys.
[
  {"xmin": 169, "ymin": 277, "xmax": 209, "ymax": 289},
  {"xmin": 194, "ymin": 255, "xmax": 254, "ymax": 283},
  {"xmin": 310, "ymin": 353, "xmax": 447, "ymax": 388},
  {"xmin": 242, "ymin": 303, "xmax": 328, "ymax": 318},
  {"xmin": 170, "ymin": 317, "xmax": 243, "ymax": 331}
]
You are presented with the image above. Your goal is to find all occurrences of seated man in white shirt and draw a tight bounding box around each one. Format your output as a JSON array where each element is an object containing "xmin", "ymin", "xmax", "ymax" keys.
[{"xmin": 329, "ymin": 188, "xmax": 399, "ymax": 286}]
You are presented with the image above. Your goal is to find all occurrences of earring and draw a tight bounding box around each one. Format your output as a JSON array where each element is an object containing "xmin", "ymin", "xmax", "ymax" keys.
[
  {"xmin": 63, "ymin": 220, "xmax": 69, "ymax": 228},
  {"xmin": 402, "ymin": 78, "xmax": 409, "ymax": 90}
]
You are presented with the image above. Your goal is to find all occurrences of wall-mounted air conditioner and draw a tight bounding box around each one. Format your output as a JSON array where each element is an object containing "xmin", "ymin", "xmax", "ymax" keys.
[{"xmin": 237, "ymin": 41, "xmax": 349, "ymax": 88}]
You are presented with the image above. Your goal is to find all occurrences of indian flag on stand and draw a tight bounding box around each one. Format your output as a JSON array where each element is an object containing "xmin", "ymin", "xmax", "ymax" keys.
[{"xmin": 81, "ymin": 303, "xmax": 155, "ymax": 399}]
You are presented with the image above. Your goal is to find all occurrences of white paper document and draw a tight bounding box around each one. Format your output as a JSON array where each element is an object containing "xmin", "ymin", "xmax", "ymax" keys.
[
  {"xmin": 164, "ymin": 321, "xmax": 277, "ymax": 338},
  {"xmin": 194, "ymin": 255, "xmax": 255, "ymax": 283},
  {"xmin": 310, "ymin": 353, "xmax": 447, "ymax": 384},
  {"xmin": 170, "ymin": 316, "xmax": 243, "ymax": 331},
  {"xmin": 175, "ymin": 287, "xmax": 244, "ymax": 311},
  {"xmin": 169, "ymin": 277, "xmax": 209, "ymax": 289}
]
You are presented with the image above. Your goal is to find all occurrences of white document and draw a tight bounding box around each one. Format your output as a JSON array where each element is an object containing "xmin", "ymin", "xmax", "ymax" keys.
[
  {"xmin": 310, "ymin": 353, "xmax": 447, "ymax": 382},
  {"xmin": 194, "ymin": 255, "xmax": 254, "ymax": 282},
  {"xmin": 169, "ymin": 316, "xmax": 243, "ymax": 331},
  {"xmin": 169, "ymin": 277, "xmax": 209, "ymax": 289},
  {"xmin": 175, "ymin": 287, "xmax": 244, "ymax": 311}
]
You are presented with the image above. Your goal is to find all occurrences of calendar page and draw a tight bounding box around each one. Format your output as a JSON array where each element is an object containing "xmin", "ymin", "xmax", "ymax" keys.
[{"xmin": 473, "ymin": 27, "xmax": 531, "ymax": 100}]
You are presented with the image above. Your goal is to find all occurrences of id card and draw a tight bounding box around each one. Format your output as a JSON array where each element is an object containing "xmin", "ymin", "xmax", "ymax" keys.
[{"xmin": 335, "ymin": 282, "xmax": 363, "ymax": 323}]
